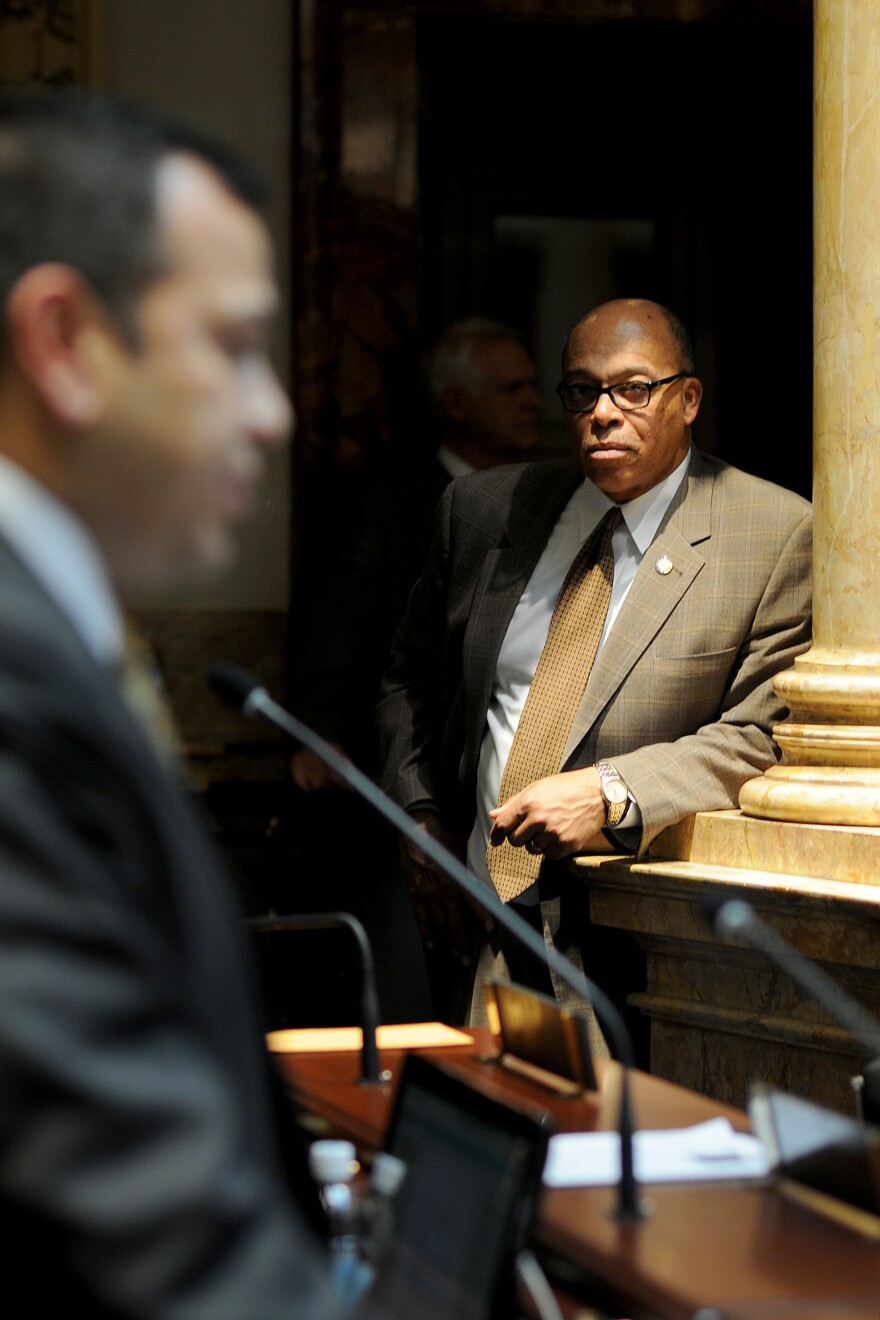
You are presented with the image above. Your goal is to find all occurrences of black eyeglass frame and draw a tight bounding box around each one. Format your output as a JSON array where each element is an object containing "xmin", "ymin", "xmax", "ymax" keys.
[{"xmin": 555, "ymin": 372, "xmax": 691, "ymax": 415}]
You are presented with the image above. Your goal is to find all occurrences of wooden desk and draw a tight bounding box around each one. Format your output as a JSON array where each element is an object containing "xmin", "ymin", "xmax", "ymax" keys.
[{"xmin": 274, "ymin": 1029, "xmax": 880, "ymax": 1320}]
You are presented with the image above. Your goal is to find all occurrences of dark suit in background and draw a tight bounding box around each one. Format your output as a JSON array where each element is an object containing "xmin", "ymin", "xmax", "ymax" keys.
[
  {"xmin": 274, "ymin": 322, "xmax": 544, "ymax": 1022},
  {"xmin": 269, "ymin": 458, "xmax": 450, "ymax": 1023},
  {"xmin": 289, "ymin": 457, "xmax": 450, "ymax": 770}
]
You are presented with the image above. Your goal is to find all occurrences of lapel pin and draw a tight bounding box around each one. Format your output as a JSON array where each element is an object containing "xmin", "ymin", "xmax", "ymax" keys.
[{"xmin": 655, "ymin": 555, "xmax": 674, "ymax": 576}]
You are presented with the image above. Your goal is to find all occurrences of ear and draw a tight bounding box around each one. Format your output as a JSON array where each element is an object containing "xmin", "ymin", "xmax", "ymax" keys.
[
  {"xmin": 442, "ymin": 384, "xmax": 468, "ymax": 424},
  {"xmin": 681, "ymin": 375, "xmax": 703, "ymax": 426},
  {"xmin": 5, "ymin": 264, "xmax": 119, "ymax": 428}
]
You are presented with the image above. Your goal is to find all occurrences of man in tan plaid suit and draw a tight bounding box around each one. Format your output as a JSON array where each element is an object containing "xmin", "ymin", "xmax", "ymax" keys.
[{"xmin": 378, "ymin": 299, "xmax": 811, "ymax": 1035}]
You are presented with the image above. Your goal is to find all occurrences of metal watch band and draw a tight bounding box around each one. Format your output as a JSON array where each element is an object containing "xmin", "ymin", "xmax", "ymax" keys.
[{"xmin": 596, "ymin": 761, "xmax": 629, "ymax": 830}]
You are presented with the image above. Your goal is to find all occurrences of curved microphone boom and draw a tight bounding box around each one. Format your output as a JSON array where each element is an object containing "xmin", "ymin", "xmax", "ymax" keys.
[
  {"xmin": 209, "ymin": 660, "xmax": 645, "ymax": 1220},
  {"xmin": 248, "ymin": 911, "xmax": 382, "ymax": 1085}
]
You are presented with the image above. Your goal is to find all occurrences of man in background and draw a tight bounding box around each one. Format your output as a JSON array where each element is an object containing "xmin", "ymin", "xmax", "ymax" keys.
[
  {"xmin": 280, "ymin": 319, "xmax": 542, "ymax": 1022},
  {"xmin": 0, "ymin": 85, "xmax": 338, "ymax": 1316},
  {"xmin": 378, "ymin": 299, "xmax": 812, "ymax": 1037},
  {"xmin": 289, "ymin": 316, "xmax": 542, "ymax": 794},
  {"xmin": 419, "ymin": 315, "xmax": 543, "ymax": 480}
]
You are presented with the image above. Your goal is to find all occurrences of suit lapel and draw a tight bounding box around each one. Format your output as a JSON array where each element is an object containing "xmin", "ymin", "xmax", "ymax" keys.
[{"xmin": 562, "ymin": 448, "xmax": 715, "ymax": 763}]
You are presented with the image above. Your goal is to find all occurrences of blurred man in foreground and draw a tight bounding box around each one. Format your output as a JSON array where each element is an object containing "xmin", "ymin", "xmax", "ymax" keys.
[{"xmin": 0, "ymin": 85, "xmax": 338, "ymax": 1317}]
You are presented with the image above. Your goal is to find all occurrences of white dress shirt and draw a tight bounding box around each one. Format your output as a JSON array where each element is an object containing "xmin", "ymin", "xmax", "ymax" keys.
[
  {"xmin": 466, "ymin": 452, "xmax": 691, "ymax": 883},
  {"xmin": 436, "ymin": 444, "xmax": 475, "ymax": 481},
  {"xmin": 0, "ymin": 453, "xmax": 123, "ymax": 666}
]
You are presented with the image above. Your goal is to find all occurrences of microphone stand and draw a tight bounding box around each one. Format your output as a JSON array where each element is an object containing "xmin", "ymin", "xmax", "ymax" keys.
[
  {"xmin": 209, "ymin": 661, "xmax": 645, "ymax": 1221},
  {"xmin": 247, "ymin": 911, "xmax": 382, "ymax": 1085}
]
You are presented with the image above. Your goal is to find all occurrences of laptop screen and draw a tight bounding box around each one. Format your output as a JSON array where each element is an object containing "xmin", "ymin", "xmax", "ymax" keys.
[{"xmin": 365, "ymin": 1055, "xmax": 551, "ymax": 1320}]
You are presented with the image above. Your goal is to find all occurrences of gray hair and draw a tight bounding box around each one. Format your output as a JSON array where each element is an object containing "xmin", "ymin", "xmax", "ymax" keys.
[{"xmin": 422, "ymin": 317, "xmax": 528, "ymax": 412}]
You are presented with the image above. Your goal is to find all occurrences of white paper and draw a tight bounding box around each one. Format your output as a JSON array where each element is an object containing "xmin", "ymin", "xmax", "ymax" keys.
[{"xmin": 543, "ymin": 1117, "xmax": 770, "ymax": 1187}]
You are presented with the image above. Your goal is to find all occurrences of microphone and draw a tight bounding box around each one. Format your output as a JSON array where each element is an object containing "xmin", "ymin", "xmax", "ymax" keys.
[
  {"xmin": 247, "ymin": 911, "xmax": 382, "ymax": 1085},
  {"xmin": 209, "ymin": 661, "xmax": 645, "ymax": 1220},
  {"xmin": 705, "ymin": 893, "xmax": 880, "ymax": 1120}
]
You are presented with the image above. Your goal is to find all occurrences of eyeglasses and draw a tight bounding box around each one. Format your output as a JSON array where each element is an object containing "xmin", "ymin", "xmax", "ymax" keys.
[{"xmin": 555, "ymin": 373, "xmax": 689, "ymax": 415}]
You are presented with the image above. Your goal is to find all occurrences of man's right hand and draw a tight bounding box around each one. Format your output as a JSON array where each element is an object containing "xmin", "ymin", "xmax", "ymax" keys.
[{"xmin": 399, "ymin": 809, "xmax": 489, "ymax": 965}]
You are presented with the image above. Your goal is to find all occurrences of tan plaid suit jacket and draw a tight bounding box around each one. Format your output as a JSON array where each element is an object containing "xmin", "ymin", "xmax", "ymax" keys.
[{"xmin": 378, "ymin": 445, "xmax": 812, "ymax": 859}]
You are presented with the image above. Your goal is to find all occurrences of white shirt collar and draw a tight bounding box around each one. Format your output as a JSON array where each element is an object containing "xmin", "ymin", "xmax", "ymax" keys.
[
  {"xmin": 0, "ymin": 453, "xmax": 124, "ymax": 665},
  {"xmin": 436, "ymin": 444, "xmax": 476, "ymax": 480},
  {"xmin": 570, "ymin": 447, "xmax": 692, "ymax": 550},
  {"xmin": 618, "ymin": 447, "xmax": 692, "ymax": 551}
]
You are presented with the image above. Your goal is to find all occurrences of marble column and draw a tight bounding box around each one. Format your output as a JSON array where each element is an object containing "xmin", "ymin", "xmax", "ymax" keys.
[{"xmin": 740, "ymin": 0, "xmax": 880, "ymax": 826}]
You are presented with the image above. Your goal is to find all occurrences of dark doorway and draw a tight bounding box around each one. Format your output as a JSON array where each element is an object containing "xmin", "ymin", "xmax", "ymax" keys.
[{"xmin": 417, "ymin": 15, "xmax": 812, "ymax": 498}]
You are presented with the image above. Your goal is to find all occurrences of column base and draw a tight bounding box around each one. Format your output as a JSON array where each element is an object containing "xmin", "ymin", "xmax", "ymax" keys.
[
  {"xmin": 739, "ymin": 765, "xmax": 880, "ymax": 826},
  {"xmin": 744, "ymin": 650, "xmax": 880, "ymax": 822},
  {"xmin": 647, "ymin": 807, "xmax": 880, "ymax": 884},
  {"xmin": 773, "ymin": 723, "xmax": 880, "ymax": 767}
]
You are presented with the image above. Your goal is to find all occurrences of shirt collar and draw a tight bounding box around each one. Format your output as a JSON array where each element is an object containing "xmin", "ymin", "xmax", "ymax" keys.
[
  {"xmin": 0, "ymin": 453, "xmax": 124, "ymax": 665},
  {"xmin": 617, "ymin": 448, "xmax": 692, "ymax": 553},
  {"xmin": 436, "ymin": 444, "xmax": 476, "ymax": 480},
  {"xmin": 574, "ymin": 447, "xmax": 692, "ymax": 553}
]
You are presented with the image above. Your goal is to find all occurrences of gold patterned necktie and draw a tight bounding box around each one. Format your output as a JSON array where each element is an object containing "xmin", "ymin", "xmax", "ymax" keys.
[{"xmin": 487, "ymin": 506, "xmax": 622, "ymax": 902}]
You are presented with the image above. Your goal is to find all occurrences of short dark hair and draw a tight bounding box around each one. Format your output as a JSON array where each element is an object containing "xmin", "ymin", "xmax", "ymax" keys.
[{"xmin": 0, "ymin": 84, "xmax": 266, "ymax": 350}]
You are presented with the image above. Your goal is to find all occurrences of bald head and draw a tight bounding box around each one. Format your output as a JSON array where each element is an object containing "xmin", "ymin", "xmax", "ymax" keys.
[
  {"xmin": 560, "ymin": 298, "xmax": 702, "ymax": 503},
  {"xmin": 564, "ymin": 299, "xmax": 694, "ymax": 375}
]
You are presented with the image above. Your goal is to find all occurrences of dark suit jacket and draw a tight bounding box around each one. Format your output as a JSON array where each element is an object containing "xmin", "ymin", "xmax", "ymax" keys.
[
  {"xmin": 0, "ymin": 538, "xmax": 337, "ymax": 1317},
  {"xmin": 289, "ymin": 456, "xmax": 451, "ymax": 770},
  {"xmin": 377, "ymin": 447, "xmax": 812, "ymax": 856}
]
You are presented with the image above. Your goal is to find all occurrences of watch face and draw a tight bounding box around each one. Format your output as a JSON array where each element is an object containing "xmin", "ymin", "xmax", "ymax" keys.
[{"xmin": 604, "ymin": 780, "xmax": 628, "ymax": 805}]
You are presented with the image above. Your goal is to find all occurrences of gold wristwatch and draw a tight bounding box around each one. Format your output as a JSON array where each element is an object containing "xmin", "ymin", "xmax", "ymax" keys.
[{"xmin": 596, "ymin": 762, "xmax": 629, "ymax": 829}]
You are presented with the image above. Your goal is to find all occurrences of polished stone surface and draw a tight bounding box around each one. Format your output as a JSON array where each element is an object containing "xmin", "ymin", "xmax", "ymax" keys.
[
  {"xmin": 742, "ymin": 0, "xmax": 880, "ymax": 823},
  {"xmin": 811, "ymin": 0, "xmax": 880, "ymax": 661},
  {"xmin": 650, "ymin": 808, "xmax": 880, "ymax": 884},
  {"xmin": 572, "ymin": 840, "xmax": 880, "ymax": 1112}
]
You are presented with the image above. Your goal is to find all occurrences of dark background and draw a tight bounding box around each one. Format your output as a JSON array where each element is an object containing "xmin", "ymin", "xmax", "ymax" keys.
[{"xmin": 417, "ymin": 15, "xmax": 812, "ymax": 497}]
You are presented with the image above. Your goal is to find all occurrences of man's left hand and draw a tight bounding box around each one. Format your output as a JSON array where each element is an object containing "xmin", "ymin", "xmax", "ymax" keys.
[{"xmin": 488, "ymin": 767, "xmax": 609, "ymax": 859}]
